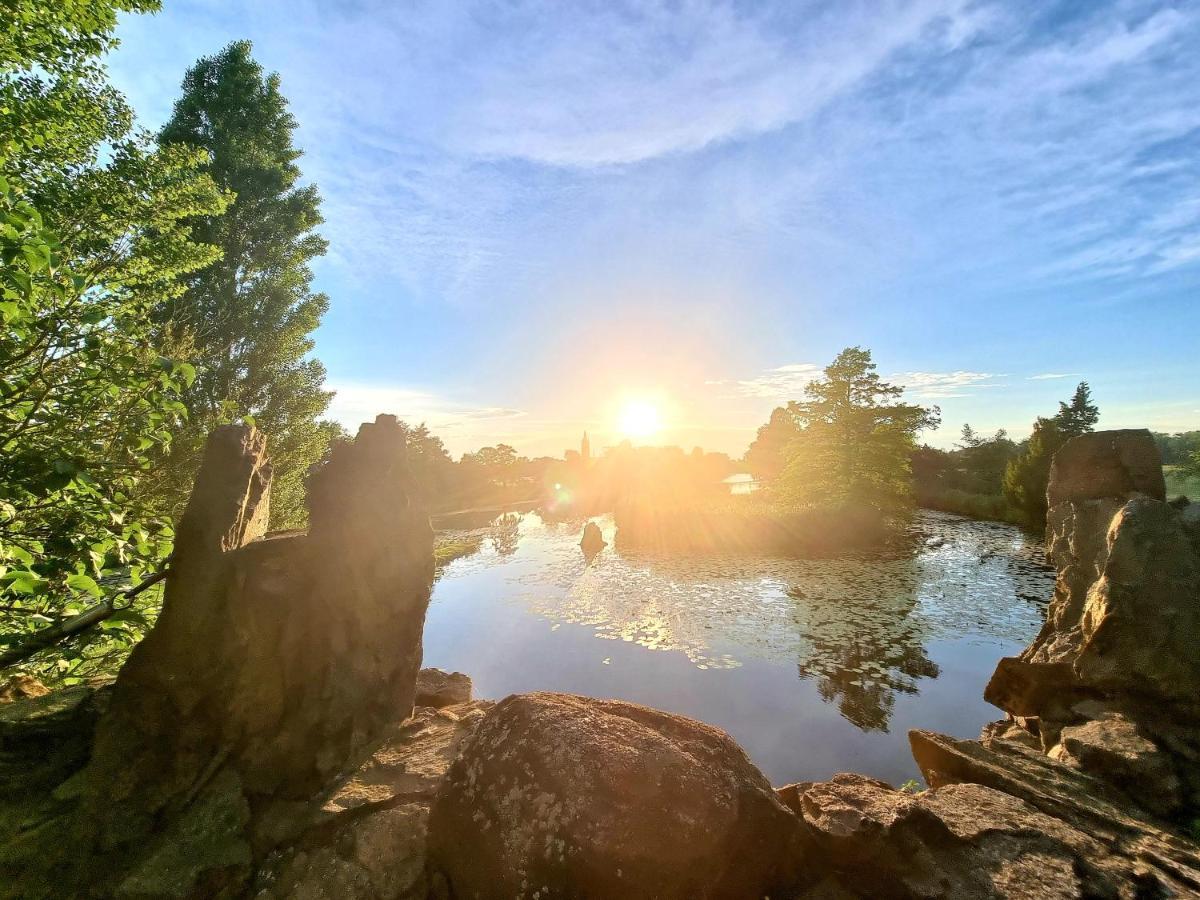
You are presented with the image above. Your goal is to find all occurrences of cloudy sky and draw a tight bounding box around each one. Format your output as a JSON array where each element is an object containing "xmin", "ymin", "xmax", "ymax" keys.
[{"xmin": 109, "ymin": 0, "xmax": 1199, "ymax": 456}]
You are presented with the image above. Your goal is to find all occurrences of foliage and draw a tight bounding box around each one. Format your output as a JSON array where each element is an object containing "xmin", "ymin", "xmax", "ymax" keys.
[
  {"xmin": 777, "ymin": 347, "xmax": 940, "ymax": 514},
  {"xmin": 745, "ymin": 406, "xmax": 802, "ymax": 480},
  {"xmin": 1001, "ymin": 381, "xmax": 1099, "ymax": 528},
  {"xmin": 1055, "ymin": 381, "xmax": 1099, "ymax": 438},
  {"xmin": 0, "ymin": 0, "xmax": 227, "ymax": 679},
  {"xmin": 1153, "ymin": 431, "xmax": 1200, "ymax": 467},
  {"xmin": 1002, "ymin": 416, "xmax": 1066, "ymax": 527},
  {"xmin": 154, "ymin": 40, "xmax": 335, "ymax": 529},
  {"xmin": 954, "ymin": 425, "xmax": 1017, "ymax": 496}
]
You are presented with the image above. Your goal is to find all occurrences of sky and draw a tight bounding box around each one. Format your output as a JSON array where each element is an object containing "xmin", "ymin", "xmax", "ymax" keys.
[{"xmin": 107, "ymin": 0, "xmax": 1199, "ymax": 457}]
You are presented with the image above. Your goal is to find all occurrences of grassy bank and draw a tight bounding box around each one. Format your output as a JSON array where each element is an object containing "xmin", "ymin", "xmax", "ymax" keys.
[
  {"xmin": 1165, "ymin": 466, "xmax": 1200, "ymax": 501},
  {"xmin": 613, "ymin": 495, "xmax": 896, "ymax": 556},
  {"xmin": 917, "ymin": 488, "xmax": 1027, "ymax": 527}
]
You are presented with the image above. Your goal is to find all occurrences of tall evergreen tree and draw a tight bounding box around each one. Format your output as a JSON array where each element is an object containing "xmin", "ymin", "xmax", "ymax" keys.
[
  {"xmin": 1003, "ymin": 381, "xmax": 1098, "ymax": 527},
  {"xmin": 1054, "ymin": 381, "xmax": 1099, "ymax": 437},
  {"xmin": 156, "ymin": 41, "xmax": 335, "ymax": 528}
]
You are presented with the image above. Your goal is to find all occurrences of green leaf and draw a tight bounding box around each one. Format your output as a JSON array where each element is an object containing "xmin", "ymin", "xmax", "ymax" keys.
[{"xmin": 65, "ymin": 573, "xmax": 103, "ymax": 598}]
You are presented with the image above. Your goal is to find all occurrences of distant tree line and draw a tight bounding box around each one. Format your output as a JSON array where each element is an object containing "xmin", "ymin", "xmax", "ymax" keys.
[
  {"xmin": 744, "ymin": 356, "xmax": 1113, "ymax": 530},
  {"xmin": 910, "ymin": 382, "xmax": 1100, "ymax": 527}
]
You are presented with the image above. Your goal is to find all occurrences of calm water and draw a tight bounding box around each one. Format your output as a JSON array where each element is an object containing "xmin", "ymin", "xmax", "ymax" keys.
[{"xmin": 423, "ymin": 509, "xmax": 1053, "ymax": 787}]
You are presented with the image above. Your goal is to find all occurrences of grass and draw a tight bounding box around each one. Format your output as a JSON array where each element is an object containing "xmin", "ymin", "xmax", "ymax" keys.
[
  {"xmin": 434, "ymin": 534, "xmax": 484, "ymax": 570},
  {"xmin": 1164, "ymin": 466, "xmax": 1200, "ymax": 501},
  {"xmin": 918, "ymin": 488, "xmax": 1026, "ymax": 526}
]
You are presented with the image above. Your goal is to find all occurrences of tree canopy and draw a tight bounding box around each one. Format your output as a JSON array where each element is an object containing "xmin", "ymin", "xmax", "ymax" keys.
[
  {"xmin": 777, "ymin": 347, "xmax": 940, "ymax": 513},
  {"xmin": 1, "ymin": 0, "xmax": 228, "ymax": 678},
  {"xmin": 155, "ymin": 41, "xmax": 335, "ymax": 528}
]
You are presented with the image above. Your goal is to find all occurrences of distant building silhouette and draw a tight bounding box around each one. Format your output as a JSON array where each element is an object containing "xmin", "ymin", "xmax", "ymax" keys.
[{"xmin": 581, "ymin": 431, "xmax": 591, "ymax": 463}]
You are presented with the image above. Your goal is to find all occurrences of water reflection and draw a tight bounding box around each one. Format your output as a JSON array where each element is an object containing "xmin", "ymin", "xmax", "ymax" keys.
[{"xmin": 425, "ymin": 510, "xmax": 1053, "ymax": 778}]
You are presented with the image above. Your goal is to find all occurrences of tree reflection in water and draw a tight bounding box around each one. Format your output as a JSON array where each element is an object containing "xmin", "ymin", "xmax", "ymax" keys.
[
  {"xmin": 434, "ymin": 510, "xmax": 1051, "ymax": 734},
  {"xmin": 789, "ymin": 587, "xmax": 940, "ymax": 732}
]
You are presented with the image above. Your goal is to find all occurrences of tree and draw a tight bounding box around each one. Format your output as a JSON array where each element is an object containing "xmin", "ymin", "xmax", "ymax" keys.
[
  {"xmin": 1003, "ymin": 416, "xmax": 1066, "ymax": 527},
  {"xmin": 954, "ymin": 424, "xmax": 1017, "ymax": 495},
  {"xmin": 1054, "ymin": 381, "xmax": 1099, "ymax": 437},
  {"xmin": 1003, "ymin": 382, "xmax": 1101, "ymax": 528},
  {"xmin": 156, "ymin": 41, "xmax": 335, "ymax": 529},
  {"xmin": 778, "ymin": 347, "xmax": 940, "ymax": 513},
  {"xmin": 745, "ymin": 406, "xmax": 802, "ymax": 481},
  {"xmin": 1, "ymin": 0, "xmax": 228, "ymax": 677}
]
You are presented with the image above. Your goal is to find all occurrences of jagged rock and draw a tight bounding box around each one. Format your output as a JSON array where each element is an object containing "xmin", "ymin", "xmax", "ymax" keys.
[
  {"xmin": 983, "ymin": 659, "xmax": 1078, "ymax": 718},
  {"xmin": 909, "ymin": 729, "xmax": 1200, "ymax": 895},
  {"xmin": 579, "ymin": 520, "xmax": 606, "ymax": 556},
  {"xmin": 414, "ymin": 669, "xmax": 472, "ymax": 709},
  {"xmin": 59, "ymin": 416, "xmax": 435, "ymax": 897},
  {"xmin": 1074, "ymin": 498, "xmax": 1200, "ymax": 709},
  {"xmin": 1056, "ymin": 714, "xmax": 1182, "ymax": 817},
  {"xmin": 252, "ymin": 700, "xmax": 493, "ymax": 900},
  {"xmin": 427, "ymin": 691, "xmax": 806, "ymax": 899},
  {"xmin": 792, "ymin": 775, "xmax": 1101, "ymax": 898}
]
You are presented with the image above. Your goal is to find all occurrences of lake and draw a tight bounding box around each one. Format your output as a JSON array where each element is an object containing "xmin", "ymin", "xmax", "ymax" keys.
[{"xmin": 423, "ymin": 509, "xmax": 1053, "ymax": 787}]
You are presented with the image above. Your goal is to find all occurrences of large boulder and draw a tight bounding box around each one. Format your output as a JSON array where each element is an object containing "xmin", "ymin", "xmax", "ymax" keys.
[
  {"xmin": 427, "ymin": 692, "xmax": 806, "ymax": 899},
  {"xmin": 1045, "ymin": 429, "xmax": 1165, "ymax": 507}
]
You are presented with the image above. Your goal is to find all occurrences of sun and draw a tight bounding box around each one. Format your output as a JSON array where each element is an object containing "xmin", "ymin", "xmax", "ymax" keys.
[{"xmin": 618, "ymin": 399, "xmax": 663, "ymax": 440}]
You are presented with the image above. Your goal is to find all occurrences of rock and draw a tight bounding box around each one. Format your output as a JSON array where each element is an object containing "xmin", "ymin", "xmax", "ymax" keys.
[
  {"xmin": 579, "ymin": 520, "xmax": 606, "ymax": 556},
  {"xmin": 115, "ymin": 767, "xmax": 251, "ymax": 899},
  {"xmin": 1073, "ymin": 498, "xmax": 1200, "ymax": 710},
  {"xmin": 252, "ymin": 700, "xmax": 494, "ymax": 900},
  {"xmin": 1057, "ymin": 714, "xmax": 1182, "ymax": 817},
  {"xmin": 69, "ymin": 416, "xmax": 436, "ymax": 896},
  {"xmin": 0, "ymin": 675, "xmax": 48, "ymax": 703},
  {"xmin": 1046, "ymin": 429, "xmax": 1165, "ymax": 507},
  {"xmin": 983, "ymin": 659, "xmax": 1079, "ymax": 718},
  {"xmin": 908, "ymin": 729, "xmax": 1200, "ymax": 895},
  {"xmin": 788, "ymin": 772, "xmax": 1109, "ymax": 898},
  {"xmin": 415, "ymin": 669, "xmax": 472, "ymax": 709},
  {"xmin": 427, "ymin": 692, "xmax": 806, "ymax": 899}
]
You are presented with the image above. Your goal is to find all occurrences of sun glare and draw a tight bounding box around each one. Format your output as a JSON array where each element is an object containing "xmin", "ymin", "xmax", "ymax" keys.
[{"xmin": 618, "ymin": 400, "xmax": 663, "ymax": 440}]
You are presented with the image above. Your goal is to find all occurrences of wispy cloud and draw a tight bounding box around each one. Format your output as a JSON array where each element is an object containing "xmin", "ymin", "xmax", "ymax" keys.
[
  {"xmin": 1028, "ymin": 372, "xmax": 1080, "ymax": 380},
  {"xmin": 892, "ymin": 372, "xmax": 1005, "ymax": 400},
  {"xmin": 327, "ymin": 382, "xmax": 525, "ymax": 435},
  {"xmin": 707, "ymin": 363, "xmax": 823, "ymax": 399}
]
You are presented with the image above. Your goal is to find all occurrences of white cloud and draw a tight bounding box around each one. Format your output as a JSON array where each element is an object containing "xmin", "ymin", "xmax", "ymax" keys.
[
  {"xmin": 892, "ymin": 371, "xmax": 1005, "ymax": 400},
  {"xmin": 1028, "ymin": 373, "xmax": 1080, "ymax": 380},
  {"xmin": 326, "ymin": 382, "xmax": 525, "ymax": 434},
  {"xmin": 708, "ymin": 363, "xmax": 823, "ymax": 399}
]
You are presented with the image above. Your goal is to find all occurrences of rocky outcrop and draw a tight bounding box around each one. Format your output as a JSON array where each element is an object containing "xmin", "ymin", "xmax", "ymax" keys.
[
  {"xmin": 983, "ymin": 429, "xmax": 1200, "ymax": 822},
  {"xmin": 2, "ymin": 416, "xmax": 438, "ymax": 898},
  {"xmin": 427, "ymin": 691, "xmax": 806, "ymax": 899}
]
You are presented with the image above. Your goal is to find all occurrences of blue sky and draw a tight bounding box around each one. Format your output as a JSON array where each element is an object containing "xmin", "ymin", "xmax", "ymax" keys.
[{"xmin": 108, "ymin": 0, "xmax": 1199, "ymax": 456}]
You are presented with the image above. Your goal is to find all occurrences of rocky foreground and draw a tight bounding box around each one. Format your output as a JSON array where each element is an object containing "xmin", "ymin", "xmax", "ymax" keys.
[{"xmin": 1, "ymin": 424, "xmax": 1199, "ymax": 898}]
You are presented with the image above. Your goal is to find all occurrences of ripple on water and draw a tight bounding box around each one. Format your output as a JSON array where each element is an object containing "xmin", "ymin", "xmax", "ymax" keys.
[{"xmin": 435, "ymin": 509, "xmax": 1053, "ymax": 685}]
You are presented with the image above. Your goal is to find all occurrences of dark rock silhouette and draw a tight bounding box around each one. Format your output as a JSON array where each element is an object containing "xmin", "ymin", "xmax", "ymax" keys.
[
  {"xmin": 43, "ymin": 416, "xmax": 434, "ymax": 897},
  {"xmin": 579, "ymin": 520, "xmax": 606, "ymax": 556}
]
